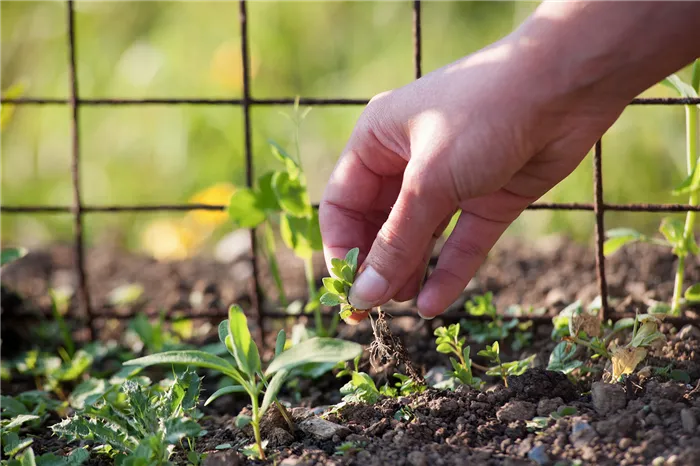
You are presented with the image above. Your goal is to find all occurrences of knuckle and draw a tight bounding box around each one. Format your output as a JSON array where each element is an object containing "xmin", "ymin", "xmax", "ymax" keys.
[{"xmin": 374, "ymin": 222, "xmax": 413, "ymax": 266}]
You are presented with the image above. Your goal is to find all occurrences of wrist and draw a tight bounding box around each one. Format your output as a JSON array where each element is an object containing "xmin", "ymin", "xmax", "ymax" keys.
[{"xmin": 512, "ymin": 1, "xmax": 700, "ymax": 118}]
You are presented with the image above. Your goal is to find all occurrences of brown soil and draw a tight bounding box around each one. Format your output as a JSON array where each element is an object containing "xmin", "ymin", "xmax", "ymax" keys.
[{"xmin": 2, "ymin": 237, "xmax": 700, "ymax": 465}]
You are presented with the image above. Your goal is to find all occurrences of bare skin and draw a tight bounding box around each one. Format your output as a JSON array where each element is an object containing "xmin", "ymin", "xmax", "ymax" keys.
[{"xmin": 319, "ymin": 1, "xmax": 700, "ymax": 323}]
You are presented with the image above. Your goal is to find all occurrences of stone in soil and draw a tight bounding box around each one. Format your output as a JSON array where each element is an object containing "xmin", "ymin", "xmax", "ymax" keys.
[
  {"xmin": 681, "ymin": 408, "xmax": 698, "ymax": 434},
  {"xmin": 298, "ymin": 416, "xmax": 350, "ymax": 440},
  {"xmin": 536, "ymin": 398, "xmax": 564, "ymax": 417}
]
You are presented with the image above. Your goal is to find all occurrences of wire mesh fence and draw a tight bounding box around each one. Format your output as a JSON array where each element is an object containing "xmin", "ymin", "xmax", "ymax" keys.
[{"xmin": 3, "ymin": 0, "xmax": 700, "ymax": 344}]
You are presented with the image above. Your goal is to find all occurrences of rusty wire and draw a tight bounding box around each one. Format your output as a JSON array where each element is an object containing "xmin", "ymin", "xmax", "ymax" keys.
[{"xmin": 3, "ymin": 0, "xmax": 700, "ymax": 341}]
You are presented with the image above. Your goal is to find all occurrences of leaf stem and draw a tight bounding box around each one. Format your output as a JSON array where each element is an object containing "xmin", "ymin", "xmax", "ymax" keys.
[
  {"xmin": 672, "ymin": 94, "xmax": 699, "ymax": 314},
  {"xmin": 303, "ymin": 256, "xmax": 324, "ymax": 336},
  {"xmin": 250, "ymin": 392, "xmax": 265, "ymax": 460}
]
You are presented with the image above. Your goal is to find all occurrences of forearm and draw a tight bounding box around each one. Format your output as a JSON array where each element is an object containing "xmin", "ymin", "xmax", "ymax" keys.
[{"xmin": 515, "ymin": 1, "xmax": 700, "ymax": 109}]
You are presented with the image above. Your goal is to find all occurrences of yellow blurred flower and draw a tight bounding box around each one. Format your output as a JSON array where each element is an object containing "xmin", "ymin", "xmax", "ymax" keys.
[
  {"xmin": 187, "ymin": 182, "xmax": 236, "ymax": 229},
  {"xmin": 140, "ymin": 218, "xmax": 201, "ymax": 261},
  {"xmin": 210, "ymin": 40, "xmax": 259, "ymax": 91}
]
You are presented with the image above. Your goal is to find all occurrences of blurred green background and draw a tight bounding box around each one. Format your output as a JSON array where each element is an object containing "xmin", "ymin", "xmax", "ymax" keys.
[{"xmin": 1, "ymin": 1, "xmax": 694, "ymax": 256}]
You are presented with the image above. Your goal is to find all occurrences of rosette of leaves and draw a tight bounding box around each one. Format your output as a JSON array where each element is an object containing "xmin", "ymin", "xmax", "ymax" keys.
[
  {"xmin": 319, "ymin": 248, "xmax": 364, "ymax": 322},
  {"xmin": 123, "ymin": 305, "xmax": 362, "ymax": 460},
  {"xmin": 52, "ymin": 370, "xmax": 203, "ymax": 466}
]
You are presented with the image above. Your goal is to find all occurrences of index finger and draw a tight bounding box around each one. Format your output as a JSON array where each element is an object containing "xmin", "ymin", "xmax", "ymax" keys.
[{"xmin": 318, "ymin": 129, "xmax": 407, "ymax": 273}]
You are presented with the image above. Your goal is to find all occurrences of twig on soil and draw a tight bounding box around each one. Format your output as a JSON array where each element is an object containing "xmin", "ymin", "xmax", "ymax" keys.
[{"xmin": 368, "ymin": 307, "xmax": 424, "ymax": 384}]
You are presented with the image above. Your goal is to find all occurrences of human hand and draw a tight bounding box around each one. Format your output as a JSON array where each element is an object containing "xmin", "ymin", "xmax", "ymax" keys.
[{"xmin": 319, "ymin": 1, "xmax": 700, "ymax": 323}]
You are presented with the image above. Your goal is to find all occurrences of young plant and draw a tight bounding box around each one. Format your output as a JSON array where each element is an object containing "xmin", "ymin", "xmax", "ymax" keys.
[
  {"xmin": 319, "ymin": 247, "xmax": 364, "ymax": 323},
  {"xmin": 123, "ymin": 304, "xmax": 362, "ymax": 460},
  {"xmin": 477, "ymin": 342, "xmax": 535, "ymax": 387},
  {"xmin": 52, "ymin": 370, "xmax": 202, "ymax": 465},
  {"xmin": 604, "ymin": 60, "xmax": 700, "ymax": 315},
  {"xmin": 336, "ymin": 356, "xmax": 424, "ymax": 404},
  {"xmin": 434, "ymin": 324, "xmax": 482, "ymax": 389},
  {"xmin": 462, "ymin": 293, "xmax": 532, "ymax": 350},
  {"xmin": 227, "ymin": 101, "xmax": 334, "ymax": 334}
]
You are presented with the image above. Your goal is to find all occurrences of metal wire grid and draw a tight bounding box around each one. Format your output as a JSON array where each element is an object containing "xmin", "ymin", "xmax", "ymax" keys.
[{"xmin": 3, "ymin": 1, "xmax": 700, "ymax": 342}]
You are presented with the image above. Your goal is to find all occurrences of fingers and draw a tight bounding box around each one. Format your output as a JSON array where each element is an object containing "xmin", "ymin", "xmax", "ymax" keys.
[
  {"xmin": 348, "ymin": 167, "xmax": 455, "ymax": 311},
  {"xmin": 416, "ymin": 209, "xmax": 511, "ymax": 319}
]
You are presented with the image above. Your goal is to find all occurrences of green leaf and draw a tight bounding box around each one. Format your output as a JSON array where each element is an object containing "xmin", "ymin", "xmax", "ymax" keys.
[
  {"xmin": 275, "ymin": 330, "xmax": 286, "ymax": 357},
  {"xmin": 3, "ymin": 415, "xmax": 40, "ymax": 431},
  {"xmin": 218, "ymin": 320, "xmax": 234, "ymax": 356},
  {"xmin": 436, "ymin": 343, "xmax": 453, "ymax": 354},
  {"xmin": 662, "ymin": 74, "xmax": 699, "ymax": 98},
  {"xmin": 659, "ymin": 218, "xmax": 686, "ymax": 254},
  {"xmin": 227, "ymin": 305, "xmax": 261, "ymax": 377},
  {"xmin": 265, "ymin": 338, "xmax": 363, "ymax": 376},
  {"xmin": 320, "ymin": 293, "xmax": 341, "ymax": 307},
  {"xmin": 260, "ymin": 368, "xmax": 289, "ymax": 417},
  {"xmin": 20, "ymin": 447, "xmax": 36, "ymax": 466},
  {"xmin": 341, "ymin": 265, "xmax": 354, "ymax": 284},
  {"xmin": 272, "ymin": 172, "xmax": 310, "ymax": 217},
  {"xmin": 322, "ymin": 278, "xmax": 339, "ymax": 295},
  {"xmin": 308, "ymin": 209, "xmax": 323, "ymax": 251},
  {"xmin": 163, "ymin": 418, "xmax": 201, "ymax": 444},
  {"xmin": 692, "ymin": 59, "xmax": 700, "ymax": 93},
  {"xmin": 256, "ymin": 172, "xmax": 281, "ymax": 212},
  {"xmin": 1, "ymin": 247, "xmax": 27, "ymax": 267},
  {"xmin": 603, "ymin": 235, "xmax": 639, "ymax": 256},
  {"xmin": 123, "ymin": 351, "xmax": 238, "ymax": 379},
  {"xmin": 204, "ymin": 385, "xmax": 246, "ymax": 406},
  {"xmin": 672, "ymin": 165, "xmax": 699, "ymax": 196},
  {"xmin": 234, "ymin": 414, "xmax": 252, "ymax": 429},
  {"xmin": 613, "ymin": 318, "xmax": 636, "ymax": 332},
  {"xmin": 280, "ymin": 213, "xmax": 313, "ymax": 259},
  {"xmin": 685, "ymin": 283, "xmax": 700, "ymax": 302},
  {"xmin": 345, "ymin": 248, "xmax": 359, "ymax": 272},
  {"xmin": 269, "ymin": 140, "xmax": 299, "ymax": 174},
  {"xmin": 228, "ymin": 188, "xmax": 266, "ymax": 228}
]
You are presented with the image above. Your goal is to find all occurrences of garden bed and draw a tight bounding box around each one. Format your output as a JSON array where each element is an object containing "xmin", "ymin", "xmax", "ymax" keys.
[{"xmin": 1, "ymin": 238, "xmax": 699, "ymax": 465}]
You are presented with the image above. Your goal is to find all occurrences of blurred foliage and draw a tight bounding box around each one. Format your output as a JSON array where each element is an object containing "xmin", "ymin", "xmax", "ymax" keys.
[{"xmin": 1, "ymin": 1, "xmax": 695, "ymax": 255}]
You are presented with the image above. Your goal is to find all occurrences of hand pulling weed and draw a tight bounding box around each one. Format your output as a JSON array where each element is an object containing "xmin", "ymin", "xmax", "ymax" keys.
[{"xmin": 124, "ymin": 304, "xmax": 362, "ymax": 460}]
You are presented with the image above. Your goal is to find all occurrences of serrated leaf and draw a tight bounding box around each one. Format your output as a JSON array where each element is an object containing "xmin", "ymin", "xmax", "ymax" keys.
[
  {"xmin": 228, "ymin": 188, "xmax": 266, "ymax": 228},
  {"xmin": 204, "ymin": 385, "xmax": 246, "ymax": 406},
  {"xmin": 320, "ymin": 293, "xmax": 341, "ymax": 306},
  {"xmin": 163, "ymin": 418, "xmax": 201, "ymax": 444},
  {"xmin": 227, "ymin": 305, "xmax": 261, "ymax": 378},
  {"xmin": 685, "ymin": 283, "xmax": 700, "ymax": 302},
  {"xmin": 265, "ymin": 337, "xmax": 362, "ymax": 376}
]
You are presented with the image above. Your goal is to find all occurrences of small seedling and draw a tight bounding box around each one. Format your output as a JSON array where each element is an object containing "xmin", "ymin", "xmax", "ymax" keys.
[
  {"xmin": 434, "ymin": 324, "xmax": 483, "ymax": 389},
  {"xmin": 320, "ymin": 247, "xmax": 362, "ymax": 322},
  {"xmin": 334, "ymin": 441, "xmax": 365, "ymax": 456},
  {"xmin": 336, "ymin": 356, "xmax": 424, "ymax": 404},
  {"xmin": 463, "ymin": 293, "xmax": 533, "ymax": 350},
  {"xmin": 53, "ymin": 370, "xmax": 202, "ymax": 465},
  {"xmin": 604, "ymin": 60, "xmax": 700, "ymax": 315},
  {"xmin": 124, "ymin": 304, "xmax": 362, "ymax": 460},
  {"xmin": 526, "ymin": 406, "xmax": 578, "ymax": 432}
]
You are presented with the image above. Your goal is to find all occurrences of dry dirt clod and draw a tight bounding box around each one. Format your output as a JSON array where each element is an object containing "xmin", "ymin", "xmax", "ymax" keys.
[
  {"xmin": 368, "ymin": 307, "xmax": 424, "ymax": 384},
  {"xmin": 680, "ymin": 408, "xmax": 697, "ymax": 433},
  {"xmin": 497, "ymin": 400, "xmax": 537, "ymax": 422},
  {"xmin": 591, "ymin": 382, "xmax": 627, "ymax": 415},
  {"xmin": 298, "ymin": 416, "xmax": 350, "ymax": 440}
]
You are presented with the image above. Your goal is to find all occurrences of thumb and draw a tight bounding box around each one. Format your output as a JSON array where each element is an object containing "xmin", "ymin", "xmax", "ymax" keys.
[{"xmin": 348, "ymin": 168, "xmax": 454, "ymax": 310}]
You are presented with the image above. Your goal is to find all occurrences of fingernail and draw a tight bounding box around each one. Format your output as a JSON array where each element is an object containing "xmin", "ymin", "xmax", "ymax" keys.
[
  {"xmin": 417, "ymin": 308, "xmax": 435, "ymax": 320},
  {"xmin": 348, "ymin": 266, "xmax": 389, "ymax": 310}
]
